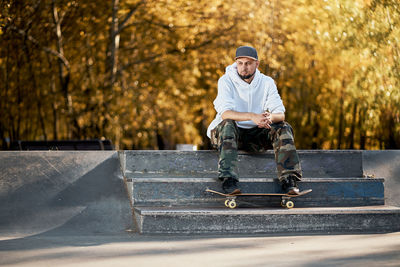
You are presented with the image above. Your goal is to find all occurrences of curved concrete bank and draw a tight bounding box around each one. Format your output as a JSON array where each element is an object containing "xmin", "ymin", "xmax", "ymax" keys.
[{"xmin": 0, "ymin": 151, "xmax": 133, "ymax": 239}]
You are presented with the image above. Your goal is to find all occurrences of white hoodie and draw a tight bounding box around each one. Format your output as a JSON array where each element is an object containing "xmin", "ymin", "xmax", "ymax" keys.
[{"xmin": 207, "ymin": 62, "xmax": 285, "ymax": 138}]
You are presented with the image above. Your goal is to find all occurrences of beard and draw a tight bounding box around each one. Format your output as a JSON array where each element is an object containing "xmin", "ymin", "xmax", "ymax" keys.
[{"xmin": 238, "ymin": 70, "xmax": 256, "ymax": 80}]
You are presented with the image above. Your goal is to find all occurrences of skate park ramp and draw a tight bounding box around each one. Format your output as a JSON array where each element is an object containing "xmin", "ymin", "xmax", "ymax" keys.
[{"xmin": 0, "ymin": 151, "xmax": 133, "ymax": 240}]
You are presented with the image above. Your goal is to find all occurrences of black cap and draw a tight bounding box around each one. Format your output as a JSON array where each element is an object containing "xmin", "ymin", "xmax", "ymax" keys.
[{"xmin": 235, "ymin": 46, "xmax": 258, "ymax": 60}]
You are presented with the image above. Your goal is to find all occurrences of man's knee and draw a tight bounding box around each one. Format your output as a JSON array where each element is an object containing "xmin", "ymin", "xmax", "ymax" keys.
[
  {"xmin": 210, "ymin": 120, "xmax": 237, "ymax": 148},
  {"xmin": 218, "ymin": 119, "xmax": 238, "ymax": 136},
  {"xmin": 273, "ymin": 121, "xmax": 294, "ymax": 136},
  {"xmin": 283, "ymin": 121, "xmax": 294, "ymax": 131},
  {"xmin": 220, "ymin": 119, "xmax": 236, "ymax": 128},
  {"xmin": 216, "ymin": 119, "xmax": 238, "ymax": 149}
]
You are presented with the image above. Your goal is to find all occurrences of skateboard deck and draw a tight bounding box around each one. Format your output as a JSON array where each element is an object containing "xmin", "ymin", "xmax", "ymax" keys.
[{"xmin": 205, "ymin": 188, "xmax": 312, "ymax": 209}]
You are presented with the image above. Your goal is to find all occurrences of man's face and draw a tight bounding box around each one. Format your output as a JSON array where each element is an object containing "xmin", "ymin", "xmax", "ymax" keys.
[{"xmin": 236, "ymin": 57, "xmax": 259, "ymax": 80}]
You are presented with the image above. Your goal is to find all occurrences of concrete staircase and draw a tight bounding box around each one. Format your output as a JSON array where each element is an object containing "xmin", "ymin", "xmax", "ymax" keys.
[{"xmin": 121, "ymin": 150, "xmax": 400, "ymax": 234}]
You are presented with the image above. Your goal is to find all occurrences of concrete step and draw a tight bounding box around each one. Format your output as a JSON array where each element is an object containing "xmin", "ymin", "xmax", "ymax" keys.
[
  {"xmin": 128, "ymin": 177, "xmax": 384, "ymax": 207},
  {"xmin": 121, "ymin": 150, "xmax": 364, "ymax": 178},
  {"xmin": 134, "ymin": 205, "xmax": 400, "ymax": 234}
]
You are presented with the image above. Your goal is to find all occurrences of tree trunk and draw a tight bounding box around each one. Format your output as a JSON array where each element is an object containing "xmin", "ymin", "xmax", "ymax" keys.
[
  {"xmin": 23, "ymin": 39, "xmax": 47, "ymax": 140},
  {"xmin": 337, "ymin": 102, "xmax": 343, "ymax": 149},
  {"xmin": 337, "ymin": 83, "xmax": 345, "ymax": 149},
  {"xmin": 51, "ymin": 74, "xmax": 59, "ymax": 140},
  {"xmin": 348, "ymin": 102, "xmax": 358, "ymax": 149},
  {"xmin": 383, "ymin": 106, "xmax": 398, "ymax": 149},
  {"xmin": 359, "ymin": 107, "xmax": 366, "ymax": 149},
  {"xmin": 311, "ymin": 110, "xmax": 320, "ymax": 149},
  {"xmin": 52, "ymin": 0, "xmax": 76, "ymax": 138},
  {"xmin": 108, "ymin": 0, "xmax": 120, "ymax": 87}
]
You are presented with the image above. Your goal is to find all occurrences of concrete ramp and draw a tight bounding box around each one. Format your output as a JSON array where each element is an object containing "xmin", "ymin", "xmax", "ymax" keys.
[{"xmin": 0, "ymin": 151, "xmax": 133, "ymax": 239}]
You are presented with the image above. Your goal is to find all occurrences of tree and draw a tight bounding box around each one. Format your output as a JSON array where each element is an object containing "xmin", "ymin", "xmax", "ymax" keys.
[{"xmin": 1, "ymin": 0, "xmax": 399, "ymax": 150}]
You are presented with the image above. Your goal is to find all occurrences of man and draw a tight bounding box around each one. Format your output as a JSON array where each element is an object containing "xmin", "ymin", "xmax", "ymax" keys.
[{"xmin": 207, "ymin": 46, "xmax": 302, "ymax": 195}]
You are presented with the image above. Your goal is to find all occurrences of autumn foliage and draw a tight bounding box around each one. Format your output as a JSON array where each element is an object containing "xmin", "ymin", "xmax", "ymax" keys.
[{"xmin": 1, "ymin": 0, "xmax": 399, "ymax": 149}]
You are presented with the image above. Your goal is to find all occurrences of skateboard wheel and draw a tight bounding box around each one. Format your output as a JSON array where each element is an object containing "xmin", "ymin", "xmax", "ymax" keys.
[
  {"xmin": 225, "ymin": 199, "xmax": 230, "ymax": 207},
  {"xmin": 286, "ymin": 201, "xmax": 294, "ymax": 209},
  {"xmin": 228, "ymin": 200, "xmax": 237, "ymax": 209},
  {"xmin": 280, "ymin": 201, "xmax": 286, "ymax": 208}
]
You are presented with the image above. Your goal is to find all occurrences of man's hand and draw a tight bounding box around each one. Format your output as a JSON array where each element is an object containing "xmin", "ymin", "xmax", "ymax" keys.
[{"xmin": 251, "ymin": 112, "xmax": 272, "ymax": 129}]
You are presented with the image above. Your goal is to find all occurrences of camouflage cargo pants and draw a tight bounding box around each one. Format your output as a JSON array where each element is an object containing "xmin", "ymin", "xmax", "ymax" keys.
[{"xmin": 210, "ymin": 119, "xmax": 302, "ymax": 182}]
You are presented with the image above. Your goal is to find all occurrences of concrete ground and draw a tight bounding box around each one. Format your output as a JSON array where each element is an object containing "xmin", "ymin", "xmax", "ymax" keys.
[{"xmin": 1, "ymin": 232, "xmax": 400, "ymax": 267}]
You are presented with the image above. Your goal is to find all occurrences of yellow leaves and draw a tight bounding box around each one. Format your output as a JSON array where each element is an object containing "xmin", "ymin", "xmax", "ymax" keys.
[
  {"xmin": 1, "ymin": 0, "xmax": 398, "ymax": 149},
  {"xmin": 192, "ymin": 66, "xmax": 201, "ymax": 78},
  {"xmin": 359, "ymin": 0, "xmax": 372, "ymax": 7}
]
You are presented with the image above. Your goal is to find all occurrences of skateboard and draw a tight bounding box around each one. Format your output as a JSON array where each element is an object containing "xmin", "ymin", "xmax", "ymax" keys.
[{"xmin": 205, "ymin": 188, "xmax": 313, "ymax": 209}]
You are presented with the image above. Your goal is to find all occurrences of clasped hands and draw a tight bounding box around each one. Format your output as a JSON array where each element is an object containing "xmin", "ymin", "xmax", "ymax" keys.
[{"xmin": 252, "ymin": 112, "xmax": 272, "ymax": 129}]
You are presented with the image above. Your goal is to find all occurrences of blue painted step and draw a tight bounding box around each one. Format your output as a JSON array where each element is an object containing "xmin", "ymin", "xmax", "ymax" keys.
[{"xmin": 128, "ymin": 177, "xmax": 384, "ymax": 207}]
